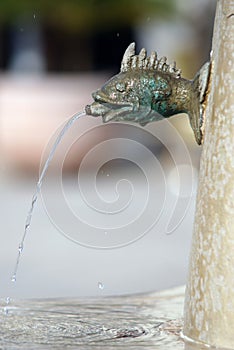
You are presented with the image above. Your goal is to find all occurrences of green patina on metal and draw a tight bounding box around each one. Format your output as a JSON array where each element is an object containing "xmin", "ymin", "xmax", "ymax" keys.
[{"xmin": 86, "ymin": 43, "xmax": 210, "ymax": 144}]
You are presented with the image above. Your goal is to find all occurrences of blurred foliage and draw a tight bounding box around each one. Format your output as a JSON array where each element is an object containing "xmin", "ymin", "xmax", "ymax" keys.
[{"xmin": 0, "ymin": 0, "xmax": 176, "ymax": 31}]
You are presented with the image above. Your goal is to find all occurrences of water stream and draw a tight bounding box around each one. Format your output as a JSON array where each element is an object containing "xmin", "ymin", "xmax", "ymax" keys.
[{"xmin": 11, "ymin": 111, "xmax": 86, "ymax": 283}]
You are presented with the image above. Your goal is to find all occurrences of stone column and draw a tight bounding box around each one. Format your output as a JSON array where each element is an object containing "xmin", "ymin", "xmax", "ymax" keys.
[{"xmin": 183, "ymin": 0, "xmax": 234, "ymax": 348}]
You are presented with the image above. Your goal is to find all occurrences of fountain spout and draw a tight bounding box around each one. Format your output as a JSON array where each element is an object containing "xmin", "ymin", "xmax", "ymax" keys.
[{"xmin": 86, "ymin": 42, "xmax": 210, "ymax": 145}]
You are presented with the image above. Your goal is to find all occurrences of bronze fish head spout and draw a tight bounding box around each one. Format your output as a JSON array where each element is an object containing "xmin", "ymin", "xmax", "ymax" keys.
[{"xmin": 86, "ymin": 43, "xmax": 210, "ymax": 145}]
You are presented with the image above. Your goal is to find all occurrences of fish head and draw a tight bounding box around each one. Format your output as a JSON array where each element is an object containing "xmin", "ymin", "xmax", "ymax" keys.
[
  {"xmin": 85, "ymin": 42, "xmax": 177, "ymax": 124},
  {"xmin": 85, "ymin": 71, "xmax": 148, "ymax": 123}
]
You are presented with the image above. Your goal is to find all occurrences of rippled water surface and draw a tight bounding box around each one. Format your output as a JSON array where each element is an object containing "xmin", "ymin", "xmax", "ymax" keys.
[{"xmin": 1, "ymin": 287, "xmax": 184, "ymax": 350}]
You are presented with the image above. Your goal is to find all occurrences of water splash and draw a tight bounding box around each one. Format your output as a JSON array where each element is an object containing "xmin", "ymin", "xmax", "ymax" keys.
[{"xmin": 11, "ymin": 111, "xmax": 86, "ymax": 283}]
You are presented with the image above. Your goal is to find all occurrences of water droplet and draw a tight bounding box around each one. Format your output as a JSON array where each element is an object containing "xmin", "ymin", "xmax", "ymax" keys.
[
  {"xmin": 11, "ymin": 275, "xmax": 16, "ymax": 283},
  {"xmin": 104, "ymin": 231, "xmax": 108, "ymax": 235},
  {"xmin": 98, "ymin": 282, "xmax": 104, "ymax": 290},
  {"xmin": 33, "ymin": 14, "xmax": 36, "ymax": 19},
  {"xmin": 106, "ymin": 174, "xmax": 110, "ymax": 177},
  {"xmin": 18, "ymin": 244, "xmax": 23, "ymax": 254},
  {"xmin": 3, "ymin": 296, "xmax": 11, "ymax": 315},
  {"xmin": 3, "ymin": 306, "xmax": 9, "ymax": 316},
  {"xmin": 117, "ymin": 32, "xmax": 120, "ymax": 37}
]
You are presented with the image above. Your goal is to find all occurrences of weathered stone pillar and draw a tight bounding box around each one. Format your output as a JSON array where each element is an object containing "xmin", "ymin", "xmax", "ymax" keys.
[{"xmin": 183, "ymin": 0, "xmax": 234, "ymax": 348}]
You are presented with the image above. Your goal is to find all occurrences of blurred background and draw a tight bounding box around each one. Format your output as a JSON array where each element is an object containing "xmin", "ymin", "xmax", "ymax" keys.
[{"xmin": 0, "ymin": 0, "xmax": 215, "ymax": 299}]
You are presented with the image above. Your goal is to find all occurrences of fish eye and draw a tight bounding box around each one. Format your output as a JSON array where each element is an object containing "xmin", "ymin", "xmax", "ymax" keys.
[{"xmin": 115, "ymin": 82, "xmax": 126, "ymax": 92}]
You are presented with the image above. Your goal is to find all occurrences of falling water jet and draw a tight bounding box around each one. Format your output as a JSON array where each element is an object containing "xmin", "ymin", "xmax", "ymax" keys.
[{"xmin": 11, "ymin": 111, "xmax": 86, "ymax": 283}]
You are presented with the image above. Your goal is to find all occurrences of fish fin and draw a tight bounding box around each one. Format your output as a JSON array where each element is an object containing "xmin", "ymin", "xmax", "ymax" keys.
[
  {"xmin": 189, "ymin": 62, "xmax": 211, "ymax": 145},
  {"xmin": 120, "ymin": 43, "xmax": 181, "ymax": 78}
]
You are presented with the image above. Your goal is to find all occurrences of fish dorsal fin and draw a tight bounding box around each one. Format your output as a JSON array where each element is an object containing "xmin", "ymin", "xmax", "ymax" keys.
[{"xmin": 120, "ymin": 42, "xmax": 181, "ymax": 78}]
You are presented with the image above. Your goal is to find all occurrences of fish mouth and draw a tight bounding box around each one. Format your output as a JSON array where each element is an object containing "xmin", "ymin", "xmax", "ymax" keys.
[
  {"xmin": 93, "ymin": 91, "xmax": 134, "ymax": 110},
  {"xmin": 85, "ymin": 101, "xmax": 109, "ymax": 117},
  {"xmin": 85, "ymin": 92, "xmax": 133, "ymax": 122}
]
